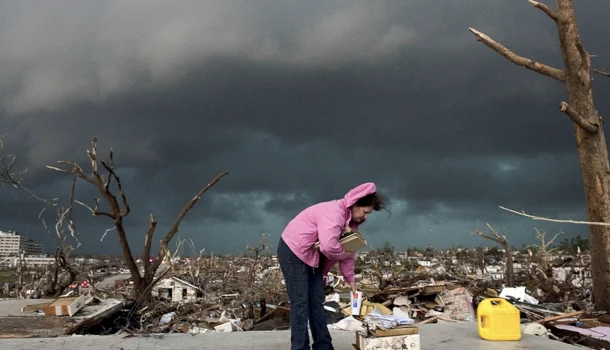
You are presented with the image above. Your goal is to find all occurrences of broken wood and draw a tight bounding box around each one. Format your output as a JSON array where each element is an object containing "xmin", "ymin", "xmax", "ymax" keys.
[
  {"xmin": 535, "ymin": 310, "xmax": 584, "ymax": 324},
  {"xmin": 416, "ymin": 315, "xmax": 439, "ymax": 324}
]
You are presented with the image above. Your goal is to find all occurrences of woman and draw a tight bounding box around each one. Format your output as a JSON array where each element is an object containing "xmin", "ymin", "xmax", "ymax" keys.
[{"xmin": 277, "ymin": 182, "xmax": 386, "ymax": 350}]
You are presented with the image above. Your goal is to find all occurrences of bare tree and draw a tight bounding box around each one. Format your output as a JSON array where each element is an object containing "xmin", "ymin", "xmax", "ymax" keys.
[
  {"xmin": 47, "ymin": 137, "xmax": 228, "ymax": 303},
  {"xmin": 184, "ymin": 239, "xmax": 207, "ymax": 293},
  {"xmin": 34, "ymin": 173, "xmax": 81, "ymax": 298},
  {"xmin": 245, "ymin": 233, "xmax": 270, "ymax": 288},
  {"xmin": 475, "ymin": 224, "xmax": 514, "ymax": 286},
  {"xmin": 470, "ymin": 0, "xmax": 610, "ymax": 310},
  {"xmin": 534, "ymin": 228, "xmax": 562, "ymax": 273},
  {"xmin": 15, "ymin": 250, "xmax": 25, "ymax": 298}
]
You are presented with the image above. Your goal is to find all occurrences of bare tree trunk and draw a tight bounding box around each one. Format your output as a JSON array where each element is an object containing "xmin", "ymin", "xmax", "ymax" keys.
[
  {"xmin": 16, "ymin": 250, "xmax": 24, "ymax": 298},
  {"xmin": 476, "ymin": 224, "xmax": 514, "ymax": 286},
  {"xmin": 505, "ymin": 249, "xmax": 514, "ymax": 287},
  {"xmin": 470, "ymin": 0, "xmax": 610, "ymax": 310},
  {"xmin": 557, "ymin": 1, "xmax": 610, "ymax": 312},
  {"xmin": 535, "ymin": 229, "xmax": 561, "ymax": 273}
]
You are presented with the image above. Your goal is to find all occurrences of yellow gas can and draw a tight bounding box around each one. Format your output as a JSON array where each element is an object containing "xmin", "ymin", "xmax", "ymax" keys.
[{"xmin": 477, "ymin": 298, "xmax": 521, "ymax": 341}]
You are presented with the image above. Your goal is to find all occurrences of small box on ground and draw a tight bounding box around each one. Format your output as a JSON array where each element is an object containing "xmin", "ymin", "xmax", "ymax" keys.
[{"xmin": 43, "ymin": 295, "xmax": 86, "ymax": 317}]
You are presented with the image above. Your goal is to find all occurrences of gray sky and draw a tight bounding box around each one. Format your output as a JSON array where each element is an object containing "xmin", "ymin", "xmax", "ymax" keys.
[{"xmin": 1, "ymin": 0, "xmax": 608, "ymax": 256}]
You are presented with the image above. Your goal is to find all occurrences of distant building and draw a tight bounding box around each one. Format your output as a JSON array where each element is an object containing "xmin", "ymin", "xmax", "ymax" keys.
[
  {"xmin": 0, "ymin": 231, "xmax": 44, "ymax": 257},
  {"xmin": 153, "ymin": 276, "xmax": 202, "ymax": 302},
  {"xmin": 0, "ymin": 256, "xmax": 55, "ymax": 268}
]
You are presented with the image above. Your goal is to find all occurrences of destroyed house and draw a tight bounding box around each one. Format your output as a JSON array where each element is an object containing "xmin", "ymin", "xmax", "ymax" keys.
[{"xmin": 153, "ymin": 276, "xmax": 202, "ymax": 302}]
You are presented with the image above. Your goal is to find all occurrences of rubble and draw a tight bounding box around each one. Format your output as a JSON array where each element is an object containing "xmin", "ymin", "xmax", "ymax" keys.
[
  {"xmin": 0, "ymin": 242, "xmax": 606, "ymax": 350},
  {"xmin": 0, "ymin": 296, "xmax": 123, "ymax": 338}
]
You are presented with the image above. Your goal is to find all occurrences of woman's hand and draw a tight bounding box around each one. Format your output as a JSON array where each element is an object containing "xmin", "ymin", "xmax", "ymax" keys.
[{"xmin": 350, "ymin": 282, "xmax": 358, "ymax": 292}]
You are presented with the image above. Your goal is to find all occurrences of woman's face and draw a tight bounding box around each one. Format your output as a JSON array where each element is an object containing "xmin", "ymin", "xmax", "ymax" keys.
[{"xmin": 351, "ymin": 205, "xmax": 373, "ymax": 223}]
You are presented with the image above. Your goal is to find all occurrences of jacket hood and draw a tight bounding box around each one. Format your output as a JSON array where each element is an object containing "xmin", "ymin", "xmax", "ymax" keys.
[{"xmin": 343, "ymin": 182, "xmax": 377, "ymax": 208}]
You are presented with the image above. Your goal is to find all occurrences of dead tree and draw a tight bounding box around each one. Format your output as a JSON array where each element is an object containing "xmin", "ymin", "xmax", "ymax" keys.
[
  {"xmin": 475, "ymin": 224, "xmax": 514, "ymax": 286},
  {"xmin": 47, "ymin": 137, "xmax": 228, "ymax": 303},
  {"xmin": 15, "ymin": 250, "xmax": 25, "ymax": 298},
  {"xmin": 470, "ymin": 0, "xmax": 610, "ymax": 310},
  {"xmin": 245, "ymin": 233, "xmax": 269, "ymax": 288},
  {"xmin": 534, "ymin": 228, "xmax": 562, "ymax": 273}
]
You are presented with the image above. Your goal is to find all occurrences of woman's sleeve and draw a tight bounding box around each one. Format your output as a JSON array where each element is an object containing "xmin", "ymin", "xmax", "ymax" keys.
[{"xmin": 317, "ymin": 210, "xmax": 347, "ymax": 261}]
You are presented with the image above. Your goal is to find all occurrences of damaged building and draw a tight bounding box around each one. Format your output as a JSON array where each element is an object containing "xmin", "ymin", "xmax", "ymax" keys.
[{"xmin": 153, "ymin": 276, "xmax": 203, "ymax": 302}]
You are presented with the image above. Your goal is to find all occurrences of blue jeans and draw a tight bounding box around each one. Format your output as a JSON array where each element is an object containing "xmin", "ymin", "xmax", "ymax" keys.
[{"xmin": 278, "ymin": 237, "xmax": 334, "ymax": 350}]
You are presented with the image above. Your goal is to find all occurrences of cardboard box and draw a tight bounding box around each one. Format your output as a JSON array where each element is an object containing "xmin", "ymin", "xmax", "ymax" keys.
[{"xmin": 43, "ymin": 295, "xmax": 87, "ymax": 317}]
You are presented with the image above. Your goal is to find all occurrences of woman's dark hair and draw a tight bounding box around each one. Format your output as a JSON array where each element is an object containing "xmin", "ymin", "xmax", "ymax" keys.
[{"xmin": 354, "ymin": 192, "xmax": 387, "ymax": 212}]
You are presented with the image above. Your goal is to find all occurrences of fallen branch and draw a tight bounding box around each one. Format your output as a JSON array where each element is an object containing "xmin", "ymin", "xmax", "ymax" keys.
[{"xmin": 499, "ymin": 206, "xmax": 610, "ymax": 226}]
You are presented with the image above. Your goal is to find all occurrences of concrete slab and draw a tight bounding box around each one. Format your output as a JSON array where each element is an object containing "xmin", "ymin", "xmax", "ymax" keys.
[
  {"xmin": 0, "ymin": 299, "xmax": 55, "ymax": 317},
  {"xmin": 0, "ymin": 323, "xmax": 577, "ymax": 349}
]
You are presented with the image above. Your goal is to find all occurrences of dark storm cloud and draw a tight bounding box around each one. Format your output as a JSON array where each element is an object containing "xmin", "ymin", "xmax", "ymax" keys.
[{"xmin": 0, "ymin": 1, "xmax": 607, "ymax": 254}]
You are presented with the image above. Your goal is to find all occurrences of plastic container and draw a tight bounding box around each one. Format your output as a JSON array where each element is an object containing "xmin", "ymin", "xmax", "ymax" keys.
[
  {"xmin": 351, "ymin": 291, "xmax": 363, "ymax": 316},
  {"xmin": 477, "ymin": 298, "xmax": 521, "ymax": 341}
]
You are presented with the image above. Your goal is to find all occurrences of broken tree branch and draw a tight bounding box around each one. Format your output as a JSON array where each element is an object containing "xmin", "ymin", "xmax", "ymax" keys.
[
  {"xmin": 560, "ymin": 102, "xmax": 598, "ymax": 132},
  {"xmin": 528, "ymin": 0, "xmax": 558, "ymax": 21},
  {"xmin": 151, "ymin": 170, "xmax": 230, "ymax": 273},
  {"xmin": 469, "ymin": 27, "xmax": 564, "ymax": 83},
  {"xmin": 142, "ymin": 214, "xmax": 157, "ymax": 278},
  {"xmin": 594, "ymin": 69, "xmax": 610, "ymax": 77},
  {"xmin": 73, "ymin": 199, "xmax": 114, "ymax": 218},
  {"xmin": 500, "ymin": 206, "xmax": 610, "ymax": 226},
  {"xmin": 0, "ymin": 136, "xmax": 57, "ymax": 205}
]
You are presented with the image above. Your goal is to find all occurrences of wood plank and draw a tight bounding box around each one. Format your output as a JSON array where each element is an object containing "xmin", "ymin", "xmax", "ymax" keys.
[{"xmin": 535, "ymin": 310, "xmax": 584, "ymax": 324}]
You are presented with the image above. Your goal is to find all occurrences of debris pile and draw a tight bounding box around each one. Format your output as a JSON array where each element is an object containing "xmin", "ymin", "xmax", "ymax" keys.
[{"xmin": 470, "ymin": 286, "xmax": 610, "ymax": 349}]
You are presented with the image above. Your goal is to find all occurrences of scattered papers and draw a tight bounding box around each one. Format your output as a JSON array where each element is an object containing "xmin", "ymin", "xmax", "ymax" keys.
[{"xmin": 362, "ymin": 309, "xmax": 415, "ymax": 333}]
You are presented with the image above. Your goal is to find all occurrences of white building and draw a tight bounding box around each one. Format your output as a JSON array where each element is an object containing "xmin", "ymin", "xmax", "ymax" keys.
[
  {"xmin": 73, "ymin": 257, "xmax": 100, "ymax": 265},
  {"xmin": 153, "ymin": 276, "xmax": 202, "ymax": 302},
  {"xmin": 0, "ymin": 255, "xmax": 55, "ymax": 268},
  {"xmin": 0, "ymin": 231, "xmax": 44, "ymax": 257}
]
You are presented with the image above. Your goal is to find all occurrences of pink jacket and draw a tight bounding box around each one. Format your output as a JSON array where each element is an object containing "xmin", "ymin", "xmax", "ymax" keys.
[{"xmin": 281, "ymin": 182, "xmax": 377, "ymax": 283}]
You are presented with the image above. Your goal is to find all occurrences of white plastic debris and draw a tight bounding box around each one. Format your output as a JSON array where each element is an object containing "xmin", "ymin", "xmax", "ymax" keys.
[
  {"xmin": 394, "ymin": 296, "xmax": 411, "ymax": 306},
  {"xmin": 325, "ymin": 293, "xmax": 340, "ymax": 303},
  {"xmin": 160, "ymin": 312, "xmax": 176, "ymax": 324},
  {"xmin": 328, "ymin": 315, "xmax": 363, "ymax": 331},
  {"xmin": 214, "ymin": 321, "xmax": 243, "ymax": 332},
  {"xmin": 392, "ymin": 306, "xmax": 411, "ymax": 318},
  {"xmin": 499, "ymin": 286, "xmax": 539, "ymax": 305}
]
